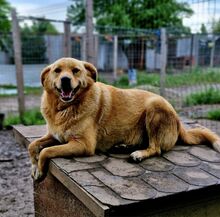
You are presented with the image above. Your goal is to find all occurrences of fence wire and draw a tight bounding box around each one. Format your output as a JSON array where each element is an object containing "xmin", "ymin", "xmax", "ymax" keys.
[{"xmin": 1, "ymin": 0, "xmax": 220, "ymax": 134}]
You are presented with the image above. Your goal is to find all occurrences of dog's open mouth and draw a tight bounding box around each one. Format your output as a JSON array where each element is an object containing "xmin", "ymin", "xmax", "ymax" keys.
[{"xmin": 56, "ymin": 85, "xmax": 80, "ymax": 102}]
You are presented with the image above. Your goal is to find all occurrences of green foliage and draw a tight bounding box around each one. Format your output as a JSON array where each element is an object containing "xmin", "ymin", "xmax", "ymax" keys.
[
  {"xmin": 21, "ymin": 33, "xmax": 47, "ymax": 64},
  {"xmin": 97, "ymin": 76, "xmax": 108, "ymax": 84},
  {"xmin": 185, "ymin": 88, "xmax": 220, "ymax": 106},
  {"xmin": 114, "ymin": 68, "xmax": 220, "ymax": 88},
  {"xmin": 30, "ymin": 20, "xmax": 58, "ymax": 34},
  {"xmin": 24, "ymin": 86, "xmax": 43, "ymax": 95},
  {"xmin": 165, "ymin": 69, "xmax": 220, "ymax": 87},
  {"xmin": 200, "ymin": 23, "xmax": 208, "ymax": 34},
  {"xmin": 0, "ymin": 0, "xmax": 11, "ymax": 32},
  {"xmin": 114, "ymin": 72, "xmax": 159, "ymax": 87},
  {"xmin": 4, "ymin": 108, "xmax": 45, "ymax": 126},
  {"xmin": 207, "ymin": 109, "xmax": 220, "ymax": 121},
  {"xmin": 0, "ymin": 0, "xmax": 11, "ymax": 51},
  {"xmin": 20, "ymin": 20, "xmax": 58, "ymax": 64},
  {"xmin": 68, "ymin": 0, "xmax": 193, "ymax": 30},
  {"xmin": 212, "ymin": 18, "xmax": 220, "ymax": 34},
  {"xmin": 137, "ymin": 72, "xmax": 159, "ymax": 86},
  {"xmin": 0, "ymin": 85, "xmax": 43, "ymax": 97},
  {"xmin": 114, "ymin": 74, "xmax": 129, "ymax": 87}
]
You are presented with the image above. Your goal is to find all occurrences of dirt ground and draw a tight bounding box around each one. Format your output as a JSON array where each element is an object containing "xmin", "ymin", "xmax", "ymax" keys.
[{"xmin": 0, "ymin": 130, "xmax": 34, "ymax": 217}]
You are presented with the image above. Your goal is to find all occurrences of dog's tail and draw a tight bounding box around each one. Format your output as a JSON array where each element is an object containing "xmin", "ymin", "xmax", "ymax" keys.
[{"xmin": 178, "ymin": 123, "xmax": 220, "ymax": 152}]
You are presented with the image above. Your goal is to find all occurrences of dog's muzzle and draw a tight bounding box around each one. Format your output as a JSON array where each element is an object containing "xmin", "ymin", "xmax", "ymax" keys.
[{"xmin": 56, "ymin": 77, "xmax": 80, "ymax": 102}]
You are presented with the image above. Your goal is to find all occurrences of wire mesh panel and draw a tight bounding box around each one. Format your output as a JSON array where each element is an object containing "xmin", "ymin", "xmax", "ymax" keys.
[
  {"xmin": 1, "ymin": 0, "xmax": 220, "ymax": 133},
  {"xmin": 0, "ymin": 16, "xmax": 67, "ymax": 122},
  {"xmin": 165, "ymin": 31, "xmax": 220, "ymax": 135}
]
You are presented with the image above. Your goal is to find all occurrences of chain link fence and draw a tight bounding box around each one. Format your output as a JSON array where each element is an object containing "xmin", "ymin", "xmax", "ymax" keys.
[{"xmin": 1, "ymin": 0, "xmax": 220, "ymax": 134}]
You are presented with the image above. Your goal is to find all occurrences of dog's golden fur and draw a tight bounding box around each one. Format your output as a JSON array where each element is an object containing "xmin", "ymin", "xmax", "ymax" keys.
[{"xmin": 29, "ymin": 57, "xmax": 220, "ymax": 181}]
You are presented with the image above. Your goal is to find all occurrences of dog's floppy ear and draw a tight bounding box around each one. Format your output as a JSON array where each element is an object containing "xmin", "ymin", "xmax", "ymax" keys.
[
  {"xmin": 83, "ymin": 61, "xmax": 97, "ymax": 82},
  {"xmin": 41, "ymin": 65, "xmax": 51, "ymax": 86}
]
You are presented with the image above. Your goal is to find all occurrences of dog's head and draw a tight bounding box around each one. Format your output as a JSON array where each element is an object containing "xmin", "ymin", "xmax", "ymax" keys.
[{"xmin": 41, "ymin": 58, "xmax": 97, "ymax": 103}]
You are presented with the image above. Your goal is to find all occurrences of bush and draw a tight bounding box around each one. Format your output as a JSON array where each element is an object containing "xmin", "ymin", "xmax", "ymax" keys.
[
  {"xmin": 207, "ymin": 109, "xmax": 220, "ymax": 120},
  {"xmin": 185, "ymin": 88, "xmax": 220, "ymax": 106},
  {"xmin": 4, "ymin": 108, "xmax": 45, "ymax": 126}
]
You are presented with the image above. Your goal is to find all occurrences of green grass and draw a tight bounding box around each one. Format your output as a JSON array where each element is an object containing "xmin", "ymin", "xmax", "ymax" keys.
[
  {"xmin": 4, "ymin": 108, "xmax": 45, "ymax": 126},
  {"xmin": 24, "ymin": 86, "xmax": 43, "ymax": 95},
  {"xmin": 0, "ymin": 85, "xmax": 42, "ymax": 97},
  {"xmin": 114, "ymin": 72, "xmax": 159, "ymax": 88},
  {"xmin": 97, "ymin": 76, "xmax": 108, "ymax": 84},
  {"xmin": 165, "ymin": 68, "xmax": 220, "ymax": 87},
  {"xmin": 185, "ymin": 88, "xmax": 220, "ymax": 106},
  {"xmin": 207, "ymin": 109, "xmax": 220, "ymax": 120},
  {"xmin": 114, "ymin": 68, "xmax": 220, "ymax": 88}
]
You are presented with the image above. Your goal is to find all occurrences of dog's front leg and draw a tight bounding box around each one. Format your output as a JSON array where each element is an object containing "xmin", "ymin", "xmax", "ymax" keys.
[
  {"xmin": 28, "ymin": 134, "xmax": 59, "ymax": 163},
  {"xmin": 34, "ymin": 138, "xmax": 96, "ymax": 181},
  {"xmin": 28, "ymin": 134, "xmax": 59, "ymax": 180}
]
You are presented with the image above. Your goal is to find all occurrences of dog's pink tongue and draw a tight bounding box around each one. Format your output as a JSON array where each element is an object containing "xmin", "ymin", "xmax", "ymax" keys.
[{"xmin": 61, "ymin": 90, "xmax": 72, "ymax": 98}]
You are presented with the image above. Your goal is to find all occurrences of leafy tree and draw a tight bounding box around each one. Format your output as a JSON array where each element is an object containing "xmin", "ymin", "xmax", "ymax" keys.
[
  {"xmin": 200, "ymin": 23, "xmax": 208, "ymax": 34},
  {"xmin": 21, "ymin": 20, "xmax": 58, "ymax": 64},
  {"xmin": 30, "ymin": 20, "xmax": 59, "ymax": 34},
  {"xmin": 0, "ymin": 0, "xmax": 11, "ymax": 52},
  {"xmin": 0, "ymin": 0, "xmax": 11, "ymax": 32},
  {"xmin": 68, "ymin": 0, "xmax": 193, "ymax": 70},
  {"xmin": 67, "ymin": 0, "xmax": 193, "ymax": 30},
  {"xmin": 212, "ymin": 19, "xmax": 220, "ymax": 34}
]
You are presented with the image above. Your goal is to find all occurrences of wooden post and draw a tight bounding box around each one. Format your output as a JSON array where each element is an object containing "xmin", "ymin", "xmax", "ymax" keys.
[
  {"xmin": 113, "ymin": 35, "xmax": 118, "ymax": 81},
  {"xmin": 85, "ymin": 0, "xmax": 94, "ymax": 64},
  {"xmin": 190, "ymin": 34, "xmax": 194, "ymax": 72},
  {"xmin": 64, "ymin": 20, "xmax": 71, "ymax": 57},
  {"xmin": 11, "ymin": 9, "xmax": 25, "ymax": 118},
  {"xmin": 81, "ymin": 34, "xmax": 86, "ymax": 61},
  {"xmin": 210, "ymin": 35, "xmax": 215, "ymax": 67},
  {"xmin": 94, "ymin": 34, "xmax": 99, "ymax": 66},
  {"xmin": 160, "ymin": 28, "xmax": 167, "ymax": 97}
]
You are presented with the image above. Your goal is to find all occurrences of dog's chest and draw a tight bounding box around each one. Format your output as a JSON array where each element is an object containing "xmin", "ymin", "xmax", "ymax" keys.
[
  {"xmin": 52, "ymin": 132, "xmax": 65, "ymax": 143},
  {"xmin": 48, "ymin": 122, "xmax": 80, "ymax": 144}
]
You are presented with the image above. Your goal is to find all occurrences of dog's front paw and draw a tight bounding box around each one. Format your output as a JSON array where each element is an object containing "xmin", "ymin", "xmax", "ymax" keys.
[
  {"xmin": 129, "ymin": 151, "xmax": 144, "ymax": 163},
  {"xmin": 31, "ymin": 164, "xmax": 44, "ymax": 182},
  {"xmin": 28, "ymin": 143, "xmax": 40, "ymax": 163}
]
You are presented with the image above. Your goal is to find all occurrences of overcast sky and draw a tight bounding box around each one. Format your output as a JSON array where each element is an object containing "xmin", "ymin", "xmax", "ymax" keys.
[
  {"xmin": 8, "ymin": 0, "xmax": 70, "ymax": 20},
  {"xmin": 7, "ymin": 0, "xmax": 220, "ymax": 33}
]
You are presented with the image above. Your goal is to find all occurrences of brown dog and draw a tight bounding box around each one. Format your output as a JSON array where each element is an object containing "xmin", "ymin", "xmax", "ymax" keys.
[{"xmin": 28, "ymin": 57, "xmax": 220, "ymax": 181}]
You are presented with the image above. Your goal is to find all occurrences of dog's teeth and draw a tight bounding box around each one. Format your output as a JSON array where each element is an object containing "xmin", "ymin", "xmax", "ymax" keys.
[
  {"xmin": 68, "ymin": 91, "xmax": 73, "ymax": 97},
  {"xmin": 61, "ymin": 90, "xmax": 72, "ymax": 98}
]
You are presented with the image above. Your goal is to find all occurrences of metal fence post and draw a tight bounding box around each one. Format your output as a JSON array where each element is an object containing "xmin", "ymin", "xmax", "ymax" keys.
[
  {"xmin": 64, "ymin": 20, "xmax": 71, "ymax": 57},
  {"xmin": 160, "ymin": 28, "xmax": 167, "ymax": 97},
  {"xmin": 11, "ymin": 9, "xmax": 25, "ymax": 119},
  {"xmin": 85, "ymin": 0, "xmax": 94, "ymax": 64},
  {"xmin": 113, "ymin": 35, "xmax": 118, "ymax": 81}
]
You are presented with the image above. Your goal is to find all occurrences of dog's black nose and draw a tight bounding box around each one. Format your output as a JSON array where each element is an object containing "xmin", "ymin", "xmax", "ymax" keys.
[{"xmin": 61, "ymin": 77, "xmax": 71, "ymax": 90}]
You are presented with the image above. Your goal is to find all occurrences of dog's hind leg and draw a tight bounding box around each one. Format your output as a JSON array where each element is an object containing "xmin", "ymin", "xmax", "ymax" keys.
[
  {"xmin": 130, "ymin": 104, "xmax": 179, "ymax": 162},
  {"xmin": 130, "ymin": 141, "xmax": 161, "ymax": 162}
]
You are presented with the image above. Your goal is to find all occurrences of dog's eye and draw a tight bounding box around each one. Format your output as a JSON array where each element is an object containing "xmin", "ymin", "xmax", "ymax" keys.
[
  {"xmin": 72, "ymin": 68, "xmax": 80, "ymax": 74},
  {"xmin": 54, "ymin": 68, "xmax": 61, "ymax": 73}
]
